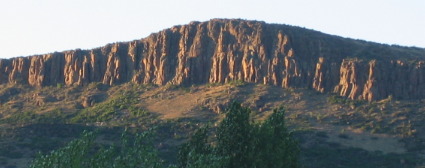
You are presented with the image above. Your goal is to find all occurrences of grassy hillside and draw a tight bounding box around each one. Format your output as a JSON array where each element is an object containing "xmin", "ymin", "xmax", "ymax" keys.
[{"xmin": 0, "ymin": 82, "xmax": 424, "ymax": 167}]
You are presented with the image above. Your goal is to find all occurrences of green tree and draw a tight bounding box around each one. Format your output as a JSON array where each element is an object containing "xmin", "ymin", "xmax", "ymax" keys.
[
  {"xmin": 178, "ymin": 127, "xmax": 228, "ymax": 168},
  {"xmin": 29, "ymin": 131, "xmax": 95, "ymax": 168},
  {"xmin": 178, "ymin": 102, "xmax": 300, "ymax": 168},
  {"xmin": 29, "ymin": 130, "xmax": 164, "ymax": 168},
  {"xmin": 216, "ymin": 102, "xmax": 254, "ymax": 168},
  {"xmin": 252, "ymin": 107, "xmax": 300, "ymax": 168}
]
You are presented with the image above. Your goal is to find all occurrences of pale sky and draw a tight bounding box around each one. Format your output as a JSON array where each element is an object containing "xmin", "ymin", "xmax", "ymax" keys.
[{"xmin": 0, "ymin": 0, "xmax": 424, "ymax": 58}]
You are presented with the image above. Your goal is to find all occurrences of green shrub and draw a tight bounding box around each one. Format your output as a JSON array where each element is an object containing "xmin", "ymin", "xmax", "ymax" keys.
[
  {"xmin": 227, "ymin": 80, "xmax": 246, "ymax": 86},
  {"xmin": 70, "ymin": 91, "xmax": 139, "ymax": 123},
  {"xmin": 56, "ymin": 83, "xmax": 63, "ymax": 89}
]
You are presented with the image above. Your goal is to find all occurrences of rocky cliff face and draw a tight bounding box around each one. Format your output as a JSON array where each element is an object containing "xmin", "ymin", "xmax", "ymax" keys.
[{"xmin": 1, "ymin": 19, "xmax": 424, "ymax": 101}]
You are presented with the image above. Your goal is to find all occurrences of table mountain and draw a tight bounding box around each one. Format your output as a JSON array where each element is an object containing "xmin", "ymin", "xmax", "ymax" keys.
[{"xmin": 1, "ymin": 19, "xmax": 424, "ymax": 101}]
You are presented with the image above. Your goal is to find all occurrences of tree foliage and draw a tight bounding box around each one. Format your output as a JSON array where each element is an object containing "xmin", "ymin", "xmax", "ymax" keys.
[
  {"xmin": 178, "ymin": 102, "xmax": 300, "ymax": 168},
  {"xmin": 178, "ymin": 126, "xmax": 228, "ymax": 168},
  {"xmin": 29, "ymin": 130, "xmax": 164, "ymax": 168}
]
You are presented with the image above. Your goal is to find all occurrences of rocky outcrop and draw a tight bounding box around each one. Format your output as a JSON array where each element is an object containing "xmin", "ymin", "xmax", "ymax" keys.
[
  {"xmin": 333, "ymin": 59, "xmax": 425, "ymax": 100},
  {"xmin": 81, "ymin": 94, "xmax": 104, "ymax": 107},
  {"xmin": 0, "ymin": 19, "xmax": 424, "ymax": 101},
  {"xmin": 32, "ymin": 93, "xmax": 56, "ymax": 107}
]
